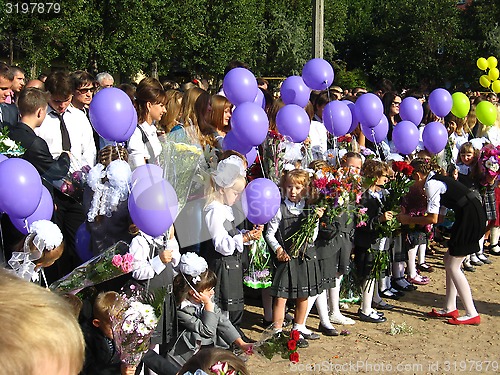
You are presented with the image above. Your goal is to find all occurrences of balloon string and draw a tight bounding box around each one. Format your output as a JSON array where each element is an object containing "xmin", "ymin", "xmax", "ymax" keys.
[
  {"xmin": 0, "ymin": 213, "xmax": 5, "ymax": 265},
  {"xmin": 333, "ymin": 137, "xmax": 340, "ymax": 167},
  {"xmin": 371, "ymin": 129, "xmax": 381, "ymax": 160},
  {"xmin": 24, "ymin": 218, "xmax": 30, "ymax": 235},
  {"xmin": 256, "ymin": 147, "xmax": 267, "ymax": 178}
]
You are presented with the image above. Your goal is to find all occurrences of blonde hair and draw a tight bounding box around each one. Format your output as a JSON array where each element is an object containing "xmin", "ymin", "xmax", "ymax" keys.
[
  {"xmin": 205, "ymin": 174, "xmax": 246, "ymax": 207},
  {"xmin": 93, "ymin": 291, "xmax": 124, "ymax": 323},
  {"xmin": 0, "ymin": 268, "xmax": 85, "ymax": 374},
  {"xmin": 456, "ymin": 141, "xmax": 479, "ymax": 166},
  {"xmin": 280, "ymin": 169, "xmax": 310, "ymax": 196}
]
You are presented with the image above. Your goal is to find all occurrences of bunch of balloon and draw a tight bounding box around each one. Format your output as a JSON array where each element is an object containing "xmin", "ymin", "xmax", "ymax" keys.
[
  {"xmin": 221, "ymin": 68, "xmax": 269, "ymax": 164},
  {"xmin": 0, "ymin": 158, "xmax": 51, "ymax": 234},
  {"xmin": 477, "ymin": 56, "xmax": 500, "ymax": 94}
]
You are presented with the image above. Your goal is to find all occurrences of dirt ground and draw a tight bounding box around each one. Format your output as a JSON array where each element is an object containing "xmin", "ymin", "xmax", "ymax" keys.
[{"xmin": 240, "ymin": 242, "xmax": 500, "ymax": 374}]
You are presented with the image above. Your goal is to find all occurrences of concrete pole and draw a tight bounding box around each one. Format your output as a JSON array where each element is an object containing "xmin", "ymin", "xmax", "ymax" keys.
[{"xmin": 312, "ymin": 0, "xmax": 324, "ymax": 59}]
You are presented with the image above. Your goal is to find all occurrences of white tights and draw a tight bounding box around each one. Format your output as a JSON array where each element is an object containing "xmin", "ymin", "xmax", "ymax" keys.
[{"xmin": 444, "ymin": 252, "xmax": 478, "ymax": 318}]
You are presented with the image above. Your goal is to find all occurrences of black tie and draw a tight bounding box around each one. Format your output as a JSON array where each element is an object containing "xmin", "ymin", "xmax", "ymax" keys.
[{"xmin": 54, "ymin": 111, "xmax": 71, "ymax": 151}]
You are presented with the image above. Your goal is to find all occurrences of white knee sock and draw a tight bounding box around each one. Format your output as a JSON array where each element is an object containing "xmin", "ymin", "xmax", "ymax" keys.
[
  {"xmin": 417, "ymin": 244, "xmax": 427, "ymax": 266},
  {"xmin": 407, "ymin": 246, "xmax": 418, "ymax": 278},
  {"xmin": 315, "ymin": 291, "xmax": 334, "ymax": 328}
]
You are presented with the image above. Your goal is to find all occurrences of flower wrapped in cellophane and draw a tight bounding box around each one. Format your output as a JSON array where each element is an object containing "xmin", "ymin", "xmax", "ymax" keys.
[
  {"xmin": 243, "ymin": 237, "xmax": 272, "ymax": 289},
  {"xmin": 110, "ymin": 296, "xmax": 158, "ymax": 366},
  {"xmin": 288, "ymin": 165, "xmax": 366, "ymax": 258},
  {"xmin": 49, "ymin": 241, "xmax": 134, "ymax": 294},
  {"xmin": 159, "ymin": 128, "xmax": 205, "ymax": 211},
  {"xmin": 478, "ymin": 143, "xmax": 500, "ymax": 185},
  {"xmin": 0, "ymin": 127, "xmax": 25, "ymax": 156}
]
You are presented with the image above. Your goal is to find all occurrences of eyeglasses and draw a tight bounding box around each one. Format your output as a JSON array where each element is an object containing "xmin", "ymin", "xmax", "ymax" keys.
[
  {"xmin": 76, "ymin": 87, "xmax": 95, "ymax": 94},
  {"xmin": 392, "ymin": 101, "xmax": 401, "ymax": 106}
]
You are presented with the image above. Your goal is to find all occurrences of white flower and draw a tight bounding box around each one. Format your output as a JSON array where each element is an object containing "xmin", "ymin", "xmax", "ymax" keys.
[
  {"xmin": 137, "ymin": 323, "xmax": 149, "ymax": 336},
  {"xmin": 122, "ymin": 319, "xmax": 135, "ymax": 333},
  {"xmin": 337, "ymin": 195, "xmax": 344, "ymax": 206},
  {"xmin": 2, "ymin": 138, "xmax": 16, "ymax": 149}
]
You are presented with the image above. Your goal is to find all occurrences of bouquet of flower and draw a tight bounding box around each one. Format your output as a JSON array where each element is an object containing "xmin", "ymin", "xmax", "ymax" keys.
[
  {"xmin": 110, "ymin": 296, "xmax": 158, "ymax": 366},
  {"xmin": 376, "ymin": 161, "xmax": 414, "ymax": 237},
  {"xmin": 288, "ymin": 166, "xmax": 366, "ymax": 258},
  {"xmin": 478, "ymin": 143, "xmax": 500, "ymax": 185},
  {"xmin": 0, "ymin": 128, "xmax": 24, "ymax": 156},
  {"xmin": 243, "ymin": 237, "xmax": 272, "ymax": 289},
  {"xmin": 49, "ymin": 241, "xmax": 134, "ymax": 294},
  {"xmin": 159, "ymin": 129, "xmax": 204, "ymax": 211},
  {"xmin": 262, "ymin": 130, "xmax": 287, "ymax": 185},
  {"xmin": 253, "ymin": 327, "xmax": 301, "ymax": 363},
  {"xmin": 402, "ymin": 184, "xmax": 433, "ymax": 235},
  {"xmin": 50, "ymin": 162, "xmax": 91, "ymax": 203}
]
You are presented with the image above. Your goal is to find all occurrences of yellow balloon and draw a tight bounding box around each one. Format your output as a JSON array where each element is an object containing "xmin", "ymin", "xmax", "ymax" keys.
[
  {"xmin": 492, "ymin": 80, "xmax": 500, "ymax": 94},
  {"xmin": 480, "ymin": 75, "xmax": 491, "ymax": 88},
  {"xmin": 477, "ymin": 57, "xmax": 488, "ymax": 70},
  {"xmin": 487, "ymin": 56, "xmax": 498, "ymax": 69},
  {"xmin": 489, "ymin": 67, "xmax": 500, "ymax": 81}
]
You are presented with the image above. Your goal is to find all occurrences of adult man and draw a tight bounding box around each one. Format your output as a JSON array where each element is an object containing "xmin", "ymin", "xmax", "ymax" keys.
[
  {"xmin": 0, "ymin": 62, "xmax": 19, "ymax": 128},
  {"xmin": 36, "ymin": 71, "xmax": 96, "ymax": 280},
  {"xmin": 96, "ymin": 72, "xmax": 114, "ymax": 90},
  {"xmin": 10, "ymin": 66, "xmax": 25, "ymax": 102}
]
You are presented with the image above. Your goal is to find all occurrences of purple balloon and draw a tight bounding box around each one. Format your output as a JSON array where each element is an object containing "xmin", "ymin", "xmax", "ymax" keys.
[
  {"xmin": 422, "ymin": 121, "xmax": 448, "ymax": 154},
  {"xmin": 242, "ymin": 178, "xmax": 281, "ymax": 225},
  {"xmin": 0, "ymin": 154, "xmax": 7, "ymax": 163},
  {"xmin": 399, "ymin": 97, "xmax": 423, "ymax": 125},
  {"xmin": 355, "ymin": 93, "xmax": 384, "ymax": 129},
  {"xmin": 276, "ymin": 104, "xmax": 311, "ymax": 143},
  {"xmin": 428, "ymin": 88, "xmax": 452, "ymax": 118},
  {"xmin": 342, "ymin": 100, "xmax": 360, "ymax": 134},
  {"xmin": 0, "ymin": 158, "xmax": 42, "ymax": 218},
  {"xmin": 11, "ymin": 186, "xmax": 54, "ymax": 235},
  {"xmin": 223, "ymin": 68, "xmax": 259, "ymax": 106},
  {"xmin": 323, "ymin": 100, "xmax": 352, "ymax": 136},
  {"xmin": 129, "ymin": 179, "xmax": 179, "ymax": 237},
  {"xmin": 361, "ymin": 116, "xmax": 389, "ymax": 143},
  {"xmin": 302, "ymin": 58, "xmax": 335, "ymax": 90},
  {"xmin": 222, "ymin": 131, "xmax": 252, "ymax": 155},
  {"xmin": 75, "ymin": 223, "xmax": 93, "ymax": 262},
  {"xmin": 245, "ymin": 147, "xmax": 258, "ymax": 165},
  {"xmin": 131, "ymin": 175, "xmax": 164, "ymax": 202},
  {"xmin": 392, "ymin": 121, "xmax": 419, "ymax": 155},
  {"xmin": 231, "ymin": 102, "xmax": 269, "ymax": 146},
  {"xmin": 280, "ymin": 76, "xmax": 311, "ymax": 107},
  {"xmin": 89, "ymin": 87, "xmax": 136, "ymax": 142},
  {"xmin": 253, "ymin": 88, "xmax": 266, "ymax": 109},
  {"xmin": 123, "ymin": 110, "xmax": 138, "ymax": 140},
  {"xmin": 131, "ymin": 164, "xmax": 164, "ymax": 185}
]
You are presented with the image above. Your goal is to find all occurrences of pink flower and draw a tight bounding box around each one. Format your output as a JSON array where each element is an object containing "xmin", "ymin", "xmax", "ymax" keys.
[
  {"xmin": 112, "ymin": 255, "xmax": 123, "ymax": 268},
  {"xmin": 122, "ymin": 253, "xmax": 134, "ymax": 263},
  {"xmin": 359, "ymin": 207, "xmax": 368, "ymax": 214},
  {"xmin": 121, "ymin": 261, "xmax": 133, "ymax": 273},
  {"xmin": 210, "ymin": 361, "xmax": 228, "ymax": 374},
  {"xmin": 356, "ymin": 221, "xmax": 367, "ymax": 227}
]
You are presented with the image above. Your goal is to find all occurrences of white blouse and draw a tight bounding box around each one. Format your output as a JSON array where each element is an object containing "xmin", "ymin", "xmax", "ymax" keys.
[
  {"xmin": 204, "ymin": 201, "xmax": 245, "ymax": 256},
  {"xmin": 127, "ymin": 121, "xmax": 163, "ymax": 170},
  {"xmin": 424, "ymin": 172, "xmax": 448, "ymax": 215},
  {"xmin": 130, "ymin": 230, "xmax": 180, "ymax": 281}
]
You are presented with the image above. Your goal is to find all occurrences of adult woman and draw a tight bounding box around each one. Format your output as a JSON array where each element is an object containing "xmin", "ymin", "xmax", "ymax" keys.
[
  {"xmin": 398, "ymin": 158, "xmax": 485, "ymax": 325},
  {"xmin": 158, "ymin": 89, "xmax": 183, "ymax": 135},
  {"xmin": 127, "ymin": 77, "xmax": 166, "ymax": 170},
  {"xmin": 210, "ymin": 94, "xmax": 232, "ymax": 148}
]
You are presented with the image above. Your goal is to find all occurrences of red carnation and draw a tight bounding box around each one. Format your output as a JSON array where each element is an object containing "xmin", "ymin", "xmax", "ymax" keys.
[
  {"xmin": 289, "ymin": 352, "xmax": 300, "ymax": 363},
  {"xmin": 287, "ymin": 339, "xmax": 297, "ymax": 351},
  {"xmin": 290, "ymin": 330, "xmax": 300, "ymax": 341}
]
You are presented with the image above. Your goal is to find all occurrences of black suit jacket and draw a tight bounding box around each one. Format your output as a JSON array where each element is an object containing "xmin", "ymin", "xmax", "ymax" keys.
[
  {"xmin": 8, "ymin": 121, "xmax": 70, "ymax": 180},
  {"xmin": 0, "ymin": 103, "xmax": 19, "ymax": 129}
]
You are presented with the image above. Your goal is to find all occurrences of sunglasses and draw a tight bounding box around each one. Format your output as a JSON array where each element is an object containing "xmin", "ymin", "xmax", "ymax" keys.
[{"xmin": 76, "ymin": 87, "xmax": 95, "ymax": 94}]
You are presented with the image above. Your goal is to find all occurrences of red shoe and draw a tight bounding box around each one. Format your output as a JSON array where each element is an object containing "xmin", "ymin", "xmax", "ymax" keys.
[
  {"xmin": 447, "ymin": 315, "xmax": 481, "ymax": 325},
  {"xmin": 427, "ymin": 308, "xmax": 459, "ymax": 319}
]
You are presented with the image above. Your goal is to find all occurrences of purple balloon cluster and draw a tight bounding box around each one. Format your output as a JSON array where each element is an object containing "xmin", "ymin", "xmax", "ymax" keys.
[{"xmin": 128, "ymin": 165, "xmax": 179, "ymax": 237}]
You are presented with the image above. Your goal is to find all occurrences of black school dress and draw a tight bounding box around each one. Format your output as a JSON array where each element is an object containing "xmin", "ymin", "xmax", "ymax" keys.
[
  {"xmin": 429, "ymin": 175, "xmax": 486, "ymax": 256},
  {"xmin": 271, "ymin": 201, "xmax": 323, "ymax": 299}
]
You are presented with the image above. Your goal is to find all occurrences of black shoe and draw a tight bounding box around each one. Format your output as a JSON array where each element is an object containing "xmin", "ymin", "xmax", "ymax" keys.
[
  {"xmin": 392, "ymin": 279, "xmax": 417, "ymax": 292},
  {"xmin": 318, "ymin": 323, "xmax": 339, "ymax": 336},
  {"xmin": 372, "ymin": 301, "xmax": 395, "ymax": 310},
  {"xmin": 379, "ymin": 289, "xmax": 401, "ymax": 300},
  {"xmin": 297, "ymin": 338, "xmax": 309, "ymax": 348},
  {"xmin": 358, "ymin": 310, "xmax": 387, "ymax": 323},
  {"xmin": 299, "ymin": 331, "xmax": 320, "ymax": 340},
  {"xmin": 260, "ymin": 319, "xmax": 274, "ymax": 328}
]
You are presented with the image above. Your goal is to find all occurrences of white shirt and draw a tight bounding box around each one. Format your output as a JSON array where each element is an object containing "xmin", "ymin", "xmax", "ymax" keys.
[
  {"xmin": 127, "ymin": 121, "xmax": 163, "ymax": 170},
  {"xmin": 204, "ymin": 201, "xmax": 244, "ymax": 256},
  {"xmin": 424, "ymin": 172, "xmax": 448, "ymax": 215},
  {"xmin": 129, "ymin": 230, "xmax": 180, "ymax": 281},
  {"xmin": 265, "ymin": 198, "xmax": 319, "ymax": 253},
  {"xmin": 36, "ymin": 105, "xmax": 96, "ymax": 169},
  {"xmin": 309, "ymin": 119, "xmax": 328, "ymax": 160}
]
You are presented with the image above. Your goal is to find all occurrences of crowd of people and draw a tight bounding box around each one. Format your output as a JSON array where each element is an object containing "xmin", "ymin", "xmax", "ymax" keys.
[{"xmin": 0, "ymin": 59, "xmax": 499, "ymax": 375}]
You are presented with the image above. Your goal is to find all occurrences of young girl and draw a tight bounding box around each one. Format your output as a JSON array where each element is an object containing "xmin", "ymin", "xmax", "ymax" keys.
[
  {"xmin": 170, "ymin": 252, "xmax": 253, "ymax": 367},
  {"xmin": 201, "ymin": 155, "xmax": 263, "ymax": 338},
  {"xmin": 399, "ymin": 158, "xmax": 485, "ymax": 325},
  {"xmin": 129, "ymin": 224, "xmax": 180, "ymax": 374},
  {"xmin": 128, "ymin": 77, "xmax": 166, "ymax": 170},
  {"xmin": 264, "ymin": 168, "xmax": 324, "ymax": 342},
  {"xmin": 353, "ymin": 159, "xmax": 393, "ymax": 323},
  {"xmin": 8, "ymin": 219, "xmax": 64, "ymax": 286}
]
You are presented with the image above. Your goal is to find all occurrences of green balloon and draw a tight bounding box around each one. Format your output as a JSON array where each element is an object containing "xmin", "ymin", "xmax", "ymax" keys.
[
  {"xmin": 476, "ymin": 101, "xmax": 497, "ymax": 126},
  {"xmin": 451, "ymin": 92, "xmax": 470, "ymax": 118}
]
